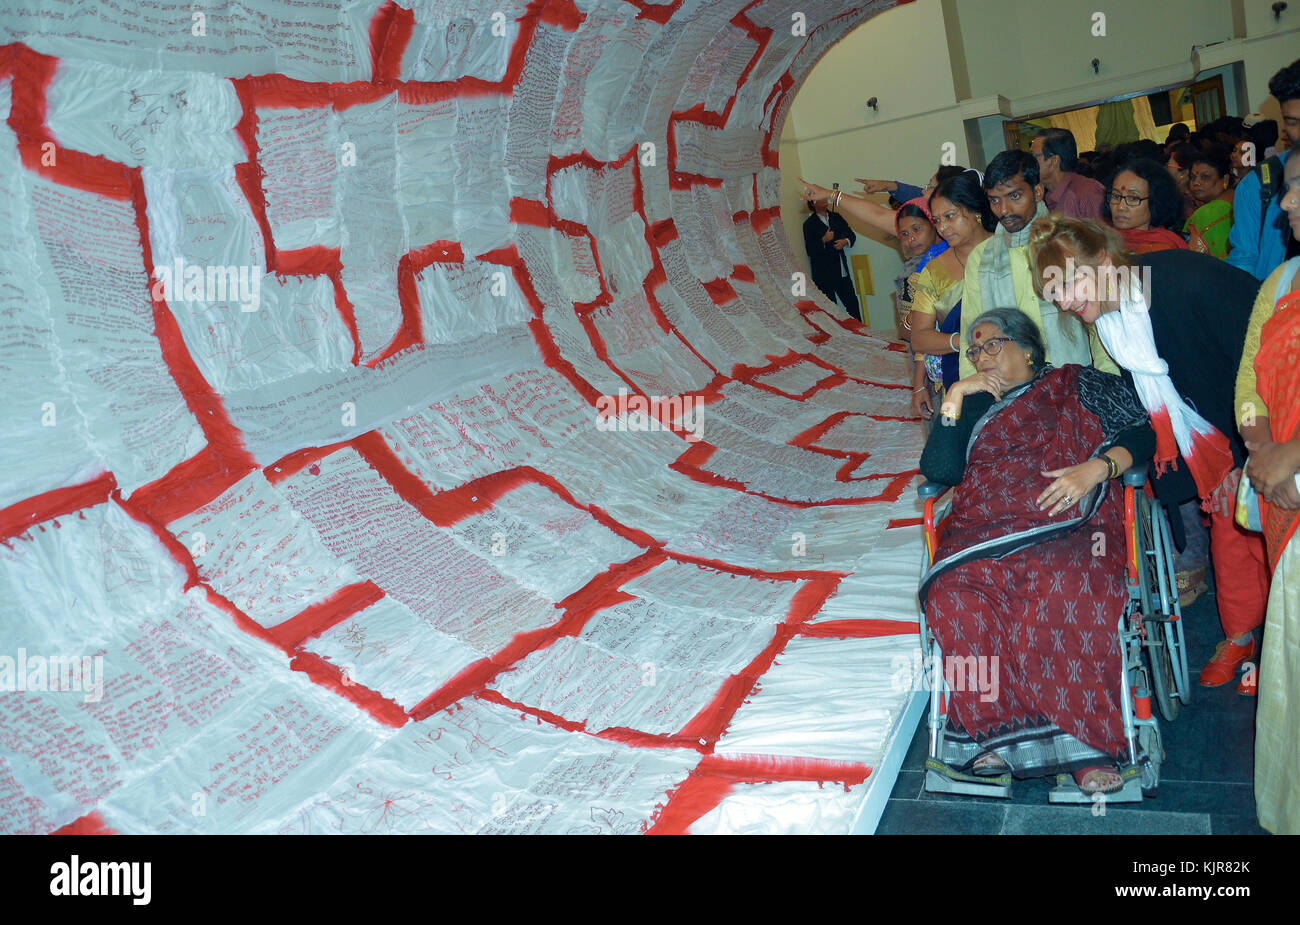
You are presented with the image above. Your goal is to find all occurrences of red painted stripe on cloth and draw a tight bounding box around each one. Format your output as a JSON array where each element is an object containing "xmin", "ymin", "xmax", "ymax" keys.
[
  {"xmin": 369, "ymin": 1, "xmax": 416, "ymax": 83},
  {"xmin": 201, "ymin": 584, "xmax": 286, "ymax": 651},
  {"xmin": 749, "ymin": 206, "xmax": 777, "ymax": 234},
  {"xmin": 125, "ymin": 445, "xmax": 255, "ymax": 526},
  {"xmin": 648, "ymin": 219, "xmax": 678, "ymax": 247},
  {"xmin": 233, "ymin": 74, "xmax": 340, "ymax": 110},
  {"xmin": 538, "ymin": 0, "xmax": 585, "ymax": 30},
  {"xmin": 475, "ymin": 689, "xmax": 698, "ymax": 751},
  {"xmin": 728, "ymin": 11, "xmax": 772, "ymax": 99},
  {"xmin": 579, "ymin": 312, "xmax": 649, "ymax": 392},
  {"xmin": 274, "ymin": 245, "xmax": 339, "ymax": 276},
  {"xmin": 671, "ymin": 442, "xmax": 918, "ymax": 505},
  {"xmin": 128, "ymin": 171, "xmax": 258, "ymax": 474},
  {"xmin": 645, "ymin": 775, "xmax": 736, "ymax": 835},
  {"xmin": 727, "ymin": 350, "xmax": 847, "ymax": 400},
  {"xmin": 676, "ymin": 575, "xmax": 843, "ymax": 744},
  {"xmin": 370, "ymin": 241, "xmax": 463, "ymax": 367},
  {"xmin": 113, "ymin": 492, "xmax": 203, "ymax": 589},
  {"xmin": 6, "ymin": 47, "xmax": 134, "ymax": 200},
  {"xmin": 675, "ymin": 623, "xmax": 797, "ymax": 744},
  {"xmin": 0, "ymin": 474, "xmax": 116, "ymax": 544},
  {"xmin": 409, "ymin": 551, "xmax": 666, "ymax": 720},
  {"xmin": 477, "ymin": 244, "xmax": 545, "ymax": 313},
  {"xmin": 265, "ymin": 248, "xmax": 362, "ymax": 364},
  {"xmin": 476, "ymin": 244, "xmax": 607, "ymax": 406},
  {"xmin": 701, "ymin": 277, "xmax": 737, "ymax": 305},
  {"xmin": 350, "ymin": 430, "xmax": 454, "ymax": 520},
  {"xmin": 660, "ymin": 550, "xmax": 848, "ymax": 583},
  {"xmin": 429, "ymin": 590, "xmax": 627, "ymax": 713},
  {"xmin": 290, "ymin": 651, "xmax": 409, "ymax": 728},
  {"xmin": 327, "ymin": 269, "xmax": 363, "ymax": 365},
  {"xmin": 798, "ymin": 619, "xmax": 920, "ymax": 638},
  {"xmin": 264, "ymin": 440, "xmax": 358, "ymax": 483},
  {"xmin": 622, "ymin": 0, "xmax": 682, "ymax": 23},
  {"xmin": 694, "ymin": 753, "xmax": 873, "ymax": 784},
  {"xmin": 648, "ymin": 755, "xmax": 873, "ymax": 835},
  {"xmin": 122, "ymin": 485, "xmax": 406, "ymax": 725},
  {"xmin": 50, "ymin": 811, "xmax": 118, "ymax": 836},
  {"xmin": 268, "ymin": 581, "xmax": 386, "ymax": 649},
  {"xmin": 788, "ymin": 411, "xmax": 848, "ymax": 449},
  {"xmin": 510, "ymin": 197, "xmax": 551, "ymax": 227},
  {"xmin": 668, "ymin": 171, "xmax": 724, "ymax": 190}
]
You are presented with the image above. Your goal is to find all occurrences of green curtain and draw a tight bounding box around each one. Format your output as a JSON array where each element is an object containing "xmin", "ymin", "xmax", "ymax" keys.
[{"xmin": 1095, "ymin": 100, "xmax": 1140, "ymax": 146}]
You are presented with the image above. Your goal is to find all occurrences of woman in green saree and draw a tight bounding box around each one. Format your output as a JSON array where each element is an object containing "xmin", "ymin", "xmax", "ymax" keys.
[{"xmin": 1184, "ymin": 147, "xmax": 1235, "ymax": 260}]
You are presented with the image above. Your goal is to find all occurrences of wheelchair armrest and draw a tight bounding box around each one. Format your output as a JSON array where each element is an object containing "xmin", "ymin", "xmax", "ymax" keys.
[
  {"xmin": 917, "ymin": 480, "xmax": 951, "ymax": 499},
  {"xmin": 1121, "ymin": 466, "xmax": 1147, "ymax": 488}
]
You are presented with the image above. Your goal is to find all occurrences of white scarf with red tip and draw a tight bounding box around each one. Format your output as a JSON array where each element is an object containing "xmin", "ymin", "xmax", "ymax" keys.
[{"xmin": 1093, "ymin": 286, "xmax": 1234, "ymax": 502}]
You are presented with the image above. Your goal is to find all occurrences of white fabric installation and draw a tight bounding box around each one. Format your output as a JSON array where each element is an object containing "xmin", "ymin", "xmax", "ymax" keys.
[{"xmin": 0, "ymin": 0, "xmax": 927, "ymax": 834}]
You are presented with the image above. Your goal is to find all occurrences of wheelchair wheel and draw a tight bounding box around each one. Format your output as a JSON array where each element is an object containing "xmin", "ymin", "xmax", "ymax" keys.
[
  {"xmin": 1138, "ymin": 720, "xmax": 1163, "ymax": 798},
  {"xmin": 1152, "ymin": 504, "xmax": 1193, "ymax": 707},
  {"xmin": 1134, "ymin": 493, "xmax": 1182, "ymax": 721},
  {"xmin": 1148, "ymin": 632, "xmax": 1181, "ymax": 722}
]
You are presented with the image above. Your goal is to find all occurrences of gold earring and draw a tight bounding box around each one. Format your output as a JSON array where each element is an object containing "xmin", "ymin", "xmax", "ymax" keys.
[{"xmin": 1026, "ymin": 355, "xmax": 1034, "ymax": 365}]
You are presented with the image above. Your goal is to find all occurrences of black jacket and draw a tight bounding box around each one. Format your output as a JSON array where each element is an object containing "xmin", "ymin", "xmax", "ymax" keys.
[
  {"xmin": 1136, "ymin": 249, "xmax": 1260, "ymax": 503},
  {"xmin": 802, "ymin": 210, "xmax": 855, "ymax": 289}
]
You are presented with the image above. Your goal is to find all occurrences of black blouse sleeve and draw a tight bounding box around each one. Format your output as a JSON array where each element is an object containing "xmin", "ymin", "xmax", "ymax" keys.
[
  {"xmin": 1075, "ymin": 366, "xmax": 1156, "ymax": 467},
  {"xmin": 919, "ymin": 391, "xmax": 996, "ymax": 486}
]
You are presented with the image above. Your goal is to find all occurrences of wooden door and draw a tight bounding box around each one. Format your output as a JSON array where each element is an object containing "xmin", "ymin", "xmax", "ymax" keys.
[{"xmin": 1190, "ymin": 75, "xmax": 1225, "ymax": 127}]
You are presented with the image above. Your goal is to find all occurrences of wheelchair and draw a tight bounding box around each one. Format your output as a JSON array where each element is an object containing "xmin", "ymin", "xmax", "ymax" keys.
[{"xmin": 915, "ymin": 467, "xmax": 1192, "ymax": 803}]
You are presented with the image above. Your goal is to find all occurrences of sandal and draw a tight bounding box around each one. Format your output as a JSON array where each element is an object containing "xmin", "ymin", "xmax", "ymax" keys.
[
  {"xmin": 1072, "ymin": 764, "xmax": 1124, "ymax": 795},
  {"xmin": 971, "ymin": 751, "xmax": 1010, "ymax": 777},
  {"xmin": 1175, "ymin": 566, "xmax": 1208, "ymax": 608}
]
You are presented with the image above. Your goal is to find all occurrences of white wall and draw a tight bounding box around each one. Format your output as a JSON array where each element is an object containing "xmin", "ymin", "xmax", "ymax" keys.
[
  {"xmin": 780, "ymin": 0, "xmax": 1300, "ymax": 331},
  {"xmin": 1239, "ymin": 0, "xmax": 1300, "ymax": 121},
  {"xmin": 790, "ymin": 0, "xmax": 959, "ymax": 138},
  {"xmin": 958, "ymin": 0, "xmax": 1235, "ymax": 102},
  {"xmin": 782, "ymin": 0, "xmax": 966, "ymax": 330}
]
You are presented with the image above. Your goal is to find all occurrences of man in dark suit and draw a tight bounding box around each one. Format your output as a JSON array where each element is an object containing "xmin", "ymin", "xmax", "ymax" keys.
[{"xmin": 802, "ymin": 199, "xmax": 860, "ymax": 320}]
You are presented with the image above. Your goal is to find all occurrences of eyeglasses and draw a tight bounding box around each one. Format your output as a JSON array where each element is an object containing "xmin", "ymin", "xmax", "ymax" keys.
[
  {"xmin": 964, "ymin": 336, "xmax": 1014, "ymax": 364},
  {"xmin": 1107, "ymin": 190, "xmax": 1150, "ymax": 207}
]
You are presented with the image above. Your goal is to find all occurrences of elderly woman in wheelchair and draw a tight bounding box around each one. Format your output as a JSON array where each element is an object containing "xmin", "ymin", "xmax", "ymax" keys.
[{"xmin": 917, "ymin": 307, "xmax": 1157, "ymax": 796}]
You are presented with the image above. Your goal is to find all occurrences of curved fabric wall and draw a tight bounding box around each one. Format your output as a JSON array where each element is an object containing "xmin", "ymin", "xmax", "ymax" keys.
[{"xmin": 0, "ymin": 0, "xmax": 925, "ymax": 834}]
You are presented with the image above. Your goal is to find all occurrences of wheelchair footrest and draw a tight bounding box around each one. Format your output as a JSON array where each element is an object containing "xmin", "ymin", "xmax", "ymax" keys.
[
  {"xmin": 924, "ymin": 758, "xmax": 1012, "ymax": 799},
  {"xmin": 1047, "ymin": 766, "xmax": 1144, "ymax": 804}
]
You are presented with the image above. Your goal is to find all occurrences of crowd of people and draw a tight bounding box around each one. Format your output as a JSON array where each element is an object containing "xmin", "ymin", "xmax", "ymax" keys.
[{"xmin": 798, "ymin": 58, "xmax": 1300, "ymax": 832}]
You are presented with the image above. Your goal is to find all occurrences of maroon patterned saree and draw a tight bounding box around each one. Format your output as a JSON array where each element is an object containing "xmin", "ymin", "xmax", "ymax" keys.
[{"xmin": 924, "ymin": 365, "xmax": 1131, "ymax": 775}]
